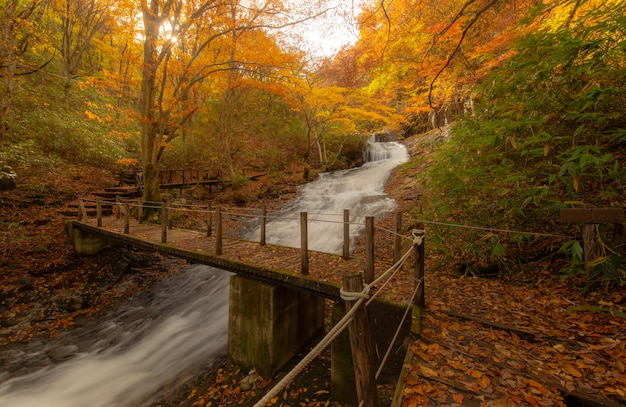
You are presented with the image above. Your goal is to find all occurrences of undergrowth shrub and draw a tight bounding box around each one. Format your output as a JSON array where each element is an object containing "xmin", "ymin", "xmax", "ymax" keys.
[{"xmin": 419, "ymin": 1, "xmax": 626, "ymax": 286}]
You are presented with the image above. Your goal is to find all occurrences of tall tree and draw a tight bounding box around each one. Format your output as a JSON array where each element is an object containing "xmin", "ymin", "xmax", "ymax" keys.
[
  {"xmin": 0, "ymin": 0, "xmax": 46, "ymax": 147},
  {"xmin": 51, "ymin": 0, "xmax": 111, "ymax": 101},
  {"xmin": 137, "ymin": 0, "xmax": 331, "ymax": 204}
]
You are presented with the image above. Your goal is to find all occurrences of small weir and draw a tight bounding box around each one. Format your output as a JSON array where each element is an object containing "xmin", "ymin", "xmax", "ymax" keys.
[{"xmin": 0, "ymin": 138, "xmax": 409, "ymax": 406}]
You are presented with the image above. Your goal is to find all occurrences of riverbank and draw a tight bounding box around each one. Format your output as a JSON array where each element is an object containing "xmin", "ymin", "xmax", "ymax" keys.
[{"xmin": 2, "ymin": 133, "xmax": 625, "ymax": 407}]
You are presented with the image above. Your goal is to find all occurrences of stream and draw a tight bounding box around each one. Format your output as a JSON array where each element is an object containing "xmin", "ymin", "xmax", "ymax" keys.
[
  {"xmin": 0, "ymin": 138, "xmax": 408, "ymax": 406},
  {"xmin": 248, "ymin": 138, "xmax": 409, "ymax": 254},
  {"xmin": 0, "ymin": 266, "xmax": 231, "ymax": 407}
]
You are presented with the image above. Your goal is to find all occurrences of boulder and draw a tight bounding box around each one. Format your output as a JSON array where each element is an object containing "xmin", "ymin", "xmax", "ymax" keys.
[{"xmin": 0, "ymin": 166, "xmax": 16, "ymax": 191}]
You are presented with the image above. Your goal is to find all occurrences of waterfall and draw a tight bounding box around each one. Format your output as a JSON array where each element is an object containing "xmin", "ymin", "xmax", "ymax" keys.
[
  {"xmin": 0, "ymin": 138, "xmax": 409, "ymax": 406},
  {"xmin": 249, "ymin": 138, "xmax": 409, "ymax": 254}
]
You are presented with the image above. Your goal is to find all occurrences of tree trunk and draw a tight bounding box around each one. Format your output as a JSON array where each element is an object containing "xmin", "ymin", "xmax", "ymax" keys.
[
  {"xmin": 139, "ymin": 1, "xmax": 162, "ymax": 205},
  {"xmin": 0, "ymin": 0, "xmax": 19, "ymax": 147}
]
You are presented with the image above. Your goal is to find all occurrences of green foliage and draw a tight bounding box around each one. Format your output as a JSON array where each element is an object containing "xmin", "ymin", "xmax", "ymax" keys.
[
  {"xmin": 419, "ymin": 2, "xmax": 626, "ymax": 285},
  {"xmin": 7, "ymin": 77, "xmax": 135, "ymax": 171}
]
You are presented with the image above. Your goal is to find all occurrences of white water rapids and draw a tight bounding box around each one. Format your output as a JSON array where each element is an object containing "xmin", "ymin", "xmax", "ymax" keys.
[
  {"xmin": 0, "ymin": 138, "xmax": 408, "ymax": 406},
  {"xmin": 248, "ymin": 138, "xmax": 409, "ymax": 254},
  {"xmin": 0, "ymin": 266, "xmax": 231, "ymax": 407}
]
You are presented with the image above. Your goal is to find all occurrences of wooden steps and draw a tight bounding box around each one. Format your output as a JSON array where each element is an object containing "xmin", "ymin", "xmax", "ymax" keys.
[{"xmin": 93, "ymin": 186, "xmax": 141, "ymax": 200}]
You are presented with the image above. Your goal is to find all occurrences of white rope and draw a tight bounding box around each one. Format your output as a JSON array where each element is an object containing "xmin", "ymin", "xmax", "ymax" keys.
[
  {"xmin": 366, "ymin": 248, "xmax": 413, "ymax": 306},
  {"xmin": 340, "ymin": 284, "xmax": 370, "ymax": 301},
  {"xmin": 414, "ymin": 218, "xmax": 573, "ymax": 239},
  {"xmin": 412, "ymin": 229, "xmax": 425, "ymax": 246},
  {"xmin": 252, "ymin": 297, "xmax": 364, "ymax": 407}
]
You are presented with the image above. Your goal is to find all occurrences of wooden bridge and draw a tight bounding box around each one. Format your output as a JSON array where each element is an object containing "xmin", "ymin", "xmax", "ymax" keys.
[
  {"xmin": 92, "ymin": 169, "xmax": 227, "ymax": 202},
  {"xmin": 68, "ymin": 198, "xmax": 424, "ymax": 304},
  {"xmin": 67, "ymin": 198, "xmax": 424, "ymax": 400}
]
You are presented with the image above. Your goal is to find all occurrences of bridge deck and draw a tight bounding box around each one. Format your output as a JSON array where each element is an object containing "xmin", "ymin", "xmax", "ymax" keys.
[{"xmin": 70, "ymin": 217, "xmax": 416, "ymax": 303}]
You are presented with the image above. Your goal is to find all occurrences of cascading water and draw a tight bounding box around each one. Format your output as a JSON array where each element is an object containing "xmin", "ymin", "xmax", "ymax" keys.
[
  {"xmin": 0, "ymin": 265, "xmax": 231, "ymax": 407},
  {"xmin": 248, "ymin": 136, "xmax": 409, "ymax": 254},
  {"xmin": 0, "ymin": 137, "xmax": 408, "ymax": 406}
]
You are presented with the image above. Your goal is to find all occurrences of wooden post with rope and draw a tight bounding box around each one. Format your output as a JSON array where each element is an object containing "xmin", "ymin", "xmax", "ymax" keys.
[
  {"xmin": 206, "ymin": 204, "xmax": 212, "ymax": 237},
  {"xmin": 78, "ymin": 198, "xmax": 87, "ymax": 221},
  {"xmin": 365, "ymin": 216, "xmax": 375, "ymax": 284},
  {"xmin": 161, "ymin": 201, "xmax": 167, "ymax": 243},
  {"xmin": 342, "ymin": 272, "xmax": 378, "ymax": 407},
  {"xmin": 123, "ymin": 201, "xmax": 130, "ymax": 234},
  {"xmin": 301, "ymin": 211, "xmax": 309, "ymax": 275},
  {"xmin": 393, "ymin": 211, "xmax": 402, "ymax": 264},
  {"xmin": 260, "ymin": 206, "xmax": 267, "ymax": 246},
  {"xmin": 560, "ymin": 208, "xmax": 625, "ymax": 273},
  {"xmin": 413, "ymin": 225, "xmax": 425, "ymax": 308},
  {"xmin": 343, "ymin": 209, "xmax": 350, "ymax": 260},
  {"xmin": 216, "ymin": 207, "xmax": 223, "ymax": 255},
  {"xmin": 96, "ymin": 199, "xmax": 102, "ymax": 227}
]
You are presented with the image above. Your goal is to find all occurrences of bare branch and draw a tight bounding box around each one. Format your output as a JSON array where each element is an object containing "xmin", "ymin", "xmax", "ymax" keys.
[{"xmin": 427, "ymin": 0, "xmax": 500, "ymax": 108}]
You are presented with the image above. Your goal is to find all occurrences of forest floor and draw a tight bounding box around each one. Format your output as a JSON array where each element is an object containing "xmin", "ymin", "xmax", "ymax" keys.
[{"xmin": 1, "ymin": 133, "xmax": 625, "ymax": 407}]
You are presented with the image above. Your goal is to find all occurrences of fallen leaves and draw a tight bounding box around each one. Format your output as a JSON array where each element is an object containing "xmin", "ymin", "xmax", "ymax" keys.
[{"xmin": 401, "ymin": 272, "xmax": 626, "ymax": 407}]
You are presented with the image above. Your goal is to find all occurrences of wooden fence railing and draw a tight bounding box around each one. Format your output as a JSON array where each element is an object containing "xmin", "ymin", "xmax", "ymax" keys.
[{"xmin": 79, "ymin": 197, "xmax": 426, "ymax": 308}]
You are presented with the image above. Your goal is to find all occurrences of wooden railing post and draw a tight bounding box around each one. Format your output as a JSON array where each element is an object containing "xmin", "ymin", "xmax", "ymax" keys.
[
  {"xmin": 206, "ymin": 204, "xmax": 212, "ymax": 237},
  {"xmin": 343, "ymin": 209, "xmax": 350, "ymax": 260},
  {"xmin": 365, "ymin": 216, "xmax": 375, "ymax": 284},
  {"xmin": 167, "ymin": 197, "xmax": 173, "ymax": 229},
  {"xmin": 560, "ymin": 208, "xmax": 625, "ymax": 274},
  {"xmin": 413, "ymin": 225, "xmax": 425, "ymax": 307},
  {"xmin": 393, "ymin": 211, "xmax": 402, "ymax": 264},
  {"xmin": 301, "ymin": 211, "xmax": 309, "ymax": 275},
  {"xmin": 216, "ymin": 207, "xmax": 223, "ymax": 255},
  {"xmin": 96, "ymin": 199, "xmax": 102, "ymax": 227},
  {"xmin": 123, "ymin": 201, "xmax": 130, "ymax": 234},
  {"xmin": 138, "ymin": 198, "xmax": 143, "ymax": 223},
  {"xmin": 260, "ymin": 206, "xmax": 267, "ymax": 246},
  {"xmin": 78, "ymin": 198, "xmax": 86, "ymax": 221},
  {"xmin": 161, "ymin": 201, "xmax": 167, "ymax": 243},
  {"xmin": 343, "ymin": 272, "xmax": 378, "ymax": 407}
]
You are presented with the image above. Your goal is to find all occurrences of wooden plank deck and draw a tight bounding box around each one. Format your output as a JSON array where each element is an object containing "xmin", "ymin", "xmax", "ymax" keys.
[{"xmin": 69, "ymin": 217, "xmax": 417, "ymax": 303}]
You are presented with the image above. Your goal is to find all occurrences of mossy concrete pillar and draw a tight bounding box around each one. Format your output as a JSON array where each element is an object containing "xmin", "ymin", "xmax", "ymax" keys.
[
  {"xmin": 228, "ymin": 275, "xmax": 325, "ymax": 378},
  {"xmin": 66, "ymin": 222, "xmax": 118, "ymax": 256}
]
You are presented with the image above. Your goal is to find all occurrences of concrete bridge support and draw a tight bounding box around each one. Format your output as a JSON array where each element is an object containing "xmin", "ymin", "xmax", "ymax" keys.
[
  {"xmin": 228, "ymin": 275, "xmax": 325, "ymax": 378},
  {"xmin": 66, "ymin": 221, "xmax": 119, "ymax": 255}
]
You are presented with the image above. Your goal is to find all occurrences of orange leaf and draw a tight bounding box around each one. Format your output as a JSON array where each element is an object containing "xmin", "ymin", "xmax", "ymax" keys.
[
  {"xmin": 527, "ymin": 379, "xmax": 544, "ymax": 390},
  {"xmin": 470, "ymin": 369, "xmax": 482, "ymax": 379},
  {"xmin": 525, "ymin": 394, "xmax": 539, "ymax": 406},
  {"xmin": 453, "ymin": 394, "xmax": 464, "ymax": 403},
  {"xmin": 565, "ymin": 364, "xmax": 583, "ymax": 378}
]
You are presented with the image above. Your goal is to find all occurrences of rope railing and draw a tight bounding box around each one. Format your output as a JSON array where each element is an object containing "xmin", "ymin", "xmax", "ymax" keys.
[
  {"xmin": 253, "ymin": 243, "xmax": 419, "ymax": 407},
  {"xmin": 78, "ymin": 197, "xmax": 574, "ymax": 240},
  {"xmin": 77, "ymin": 196, "xmax": 425, "ymax": 406}
]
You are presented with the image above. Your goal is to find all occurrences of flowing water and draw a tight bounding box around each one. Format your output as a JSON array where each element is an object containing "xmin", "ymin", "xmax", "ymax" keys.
[
  {"xmin": 0, "ymin": 138, "xmax": 408, "ymax": 406},
  {"xmin": 248, "ymin": 138, "xmax": 409, "ymax": 254},
  {"xmin": 0, "ymin": 265, "xmax": 231, "ymax": 407}
]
